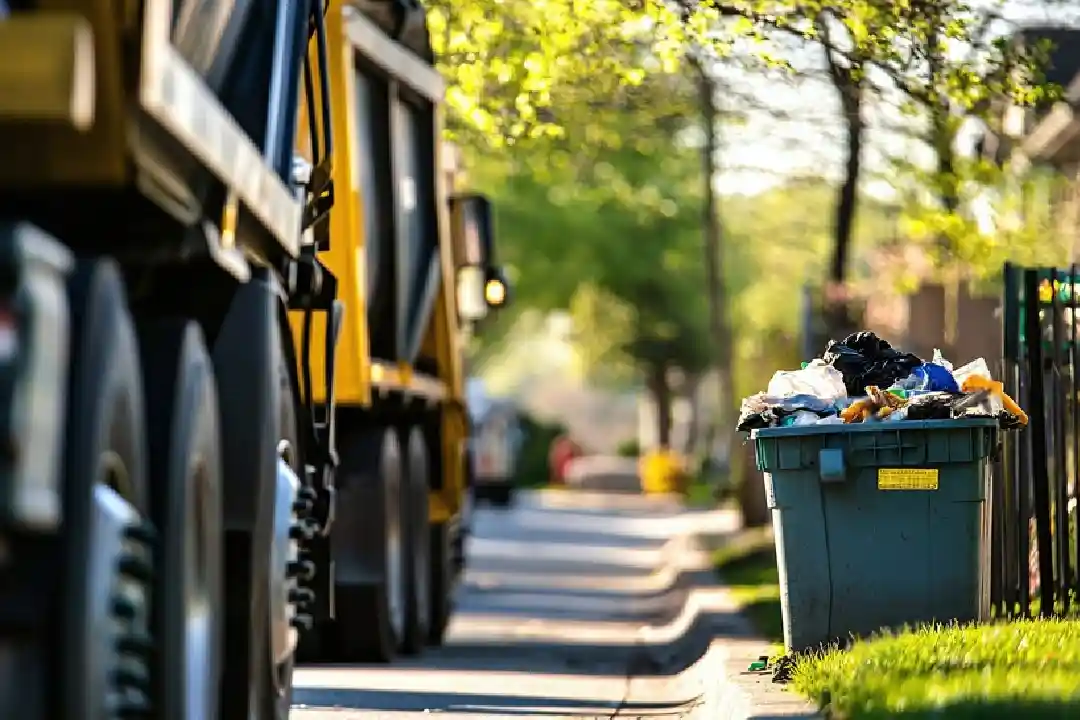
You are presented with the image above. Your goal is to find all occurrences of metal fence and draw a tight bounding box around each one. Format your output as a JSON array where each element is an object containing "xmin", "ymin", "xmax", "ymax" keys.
[{"xmin": 997, "ymin": 263, "xmax": 1080, "ymax": 617}]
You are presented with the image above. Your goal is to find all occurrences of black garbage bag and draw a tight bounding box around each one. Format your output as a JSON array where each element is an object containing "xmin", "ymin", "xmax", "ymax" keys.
[
  {"xmin": 822, "ymin": 331, "xmax": 923, "ymax": 396},
  {"xmin": 904, "ymin": 390, "xmax": 1024, "ymax": 428},
  {"xmin": 737, "ymin": 407, "xmax": 777, "ymax": 432},
  {"xmin": 905, "ymin": 391, "xmax": 961, "ymax": 421},
  {"xmin": 950, "ymin": 389, "xmax": 1025, "ymax": 429}
]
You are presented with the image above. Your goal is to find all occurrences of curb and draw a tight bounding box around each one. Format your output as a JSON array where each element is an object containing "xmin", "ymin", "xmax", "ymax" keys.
[
  {"xmin": 620, "ymin": 512, "xmax": 823, "ymax": 720},
  {"xmin": 707, "ymin": 638, "xmax": 822, "ymax": 720}
]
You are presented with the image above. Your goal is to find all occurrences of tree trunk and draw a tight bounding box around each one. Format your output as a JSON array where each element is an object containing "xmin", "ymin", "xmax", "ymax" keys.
[
  {"xmin": 932, "ymin": 106, "xmax": 961, "ymax": 353},
  {"xmin": 647, "ymin": 363, "xmax": 673, "ymax": 449},
  {"xmin": 681, "ymin": 374, "xmax": 702, "ymax": 456},
  {"xmin": 819, "ymin": 19, "xmax": 865, "ymax": 340},
  {"xmin": 832, "ymin": 103, "xmax": 862, "ymax": 290},
  {"xmin": 696, "ymin": 65, "xmax": 730, "ymax": 393},
  {"xmin": 693, "ymin": 54, "xmax": 739, "ymax": 493}
]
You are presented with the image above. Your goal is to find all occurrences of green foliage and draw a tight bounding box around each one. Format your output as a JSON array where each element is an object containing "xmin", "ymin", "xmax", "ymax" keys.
[
  {"xmin": 435, "ymin": 0, "xmax": 1064, "ymax": 424},
  {"xmin": 425, "ymin": 0, "xmax": 719, "ymax": 147},
  {"xmin": 424, "ymin": 0, "xmax": 1056, "ymax": 148},
  {"xmin": 793, "ymin": 618, "xmax": 1080, "ymax": 718},
  {"xmin": 616, "ymin": 438, "xmax": 642, "ymax": 458},
  {"xmin": 899, "ymin": 159, "xmax": 1075, "ymax": 284},
  {"xmin": 713, "ymin": 526, "xmax": 783, "ymax": 643},
  {"xmin": 474, "ymin": 138, "xmax": 900, "ymax": 392},
  {"xmin": 431, "ymin": 0, "xmax": 1061, "ymax": 290},
  {"xmin": 719, "ymin": 182, "xmax": 898, "ymax": 379},
  {"xmin": 711, "ymin": 1, "xmax": 1061, "ymax": 288},
  {"xmin": 713, "ymin": 1, "xmax": 1058, "ymax": 118},
  {"xmin": 463, "ymin": 64, "xmax": 712, "ymax": 385}
]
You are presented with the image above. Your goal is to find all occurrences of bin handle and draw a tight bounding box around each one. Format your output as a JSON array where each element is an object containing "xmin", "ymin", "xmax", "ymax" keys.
[{"xmin": 819, "ymin": 448, "xmax": 846, "ymax": 484}]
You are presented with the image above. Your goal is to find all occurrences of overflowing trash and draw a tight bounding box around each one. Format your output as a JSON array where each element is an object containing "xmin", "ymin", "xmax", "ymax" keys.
[{"xmin": 737, "ymin": 331, "xmax": 1028, "ymax": 432}]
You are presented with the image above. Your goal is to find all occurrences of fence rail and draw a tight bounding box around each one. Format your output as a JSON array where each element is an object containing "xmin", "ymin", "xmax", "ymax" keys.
[{"xmin": 997, "ymin": 263, "xmax": 1080, "ymax": 617}]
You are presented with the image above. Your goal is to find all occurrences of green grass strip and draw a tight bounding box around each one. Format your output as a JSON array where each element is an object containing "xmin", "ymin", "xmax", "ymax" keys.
[{"xmin": 793, "ymin": 618, "xmax": 1080, "ymax": 719}]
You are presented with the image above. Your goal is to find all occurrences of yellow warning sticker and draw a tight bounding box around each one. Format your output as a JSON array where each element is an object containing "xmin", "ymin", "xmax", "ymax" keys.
[{"xmin": 877, "ymin": 468, "xmax": 939, "ymax": 491}]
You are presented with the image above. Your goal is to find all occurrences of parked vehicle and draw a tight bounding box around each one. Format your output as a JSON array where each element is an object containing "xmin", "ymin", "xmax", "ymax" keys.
[
  {"xmin": 467, "ymin": 383, "xmax": 524, "ymax": 507},
  {"xmin": 292, "ymin": 0, "xmax": 510, "ymax": 664},
  {"xmin": 0, "ymin": 0, "xmax": 507, "ymax": 717}
]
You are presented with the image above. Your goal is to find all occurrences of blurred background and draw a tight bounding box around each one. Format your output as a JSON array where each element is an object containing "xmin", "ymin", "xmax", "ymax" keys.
[{"xmin": 432, "ymin": 0, "xmax": 1080, "ymax": 526}]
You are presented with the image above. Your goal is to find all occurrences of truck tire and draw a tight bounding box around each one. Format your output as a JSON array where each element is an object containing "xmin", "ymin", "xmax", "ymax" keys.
[
  {"xmin": 265, "ymin": 351, "xmax": 301, "ymax": 718},
  {"xmin": 212, "ymin": 274, "xmax": 303, "ymax": 720},
  {"xmin": 62, "ymin": 260, "xmax": 153, "ymax": 719},
  {"xmin": 427, "ymin": 523, "xmax": 454, "ymax": 647},
  {"xmin": 332, "ymin": 427, "xmax": 406, "ymax": 663},
  {"xmin": 139, "ymin": 319, "xmax": 224, "ymax": 720},
  {"xmin": 400, "ymin": 426, "xmax": 431, "ymax": 655}
]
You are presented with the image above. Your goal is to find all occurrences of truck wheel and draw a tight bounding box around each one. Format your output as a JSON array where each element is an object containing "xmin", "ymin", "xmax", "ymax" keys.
[
  {"xmin": 427, "ymin": 523, "xmax": 454, "ymax": 646},
  {"xmin": 212, "ymin": 275, "xmax": 302, "ymax": 720},
  {"xmin": 62, "ymin": 261, "xmax": 153, "ymax": 719},
  {"xmin": 139, "ymin": 319, "xmax": 223, "ymax": 720},
  {"xmin": 264, "ymin": 352, "xmax": 301, "ymax": 718},
  {"xmin": 332, "ymin": 428, "xmax": 406, "ymax": 662},
  {"xmin": 400, "ymin": 426, "xmax": 431, "ymax": 655}
]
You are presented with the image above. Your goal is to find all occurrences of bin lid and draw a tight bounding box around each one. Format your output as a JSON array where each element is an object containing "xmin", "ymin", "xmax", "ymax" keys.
[{"xmin": 751, "ymin": 417, "xmax": 998, "ymax": 440}]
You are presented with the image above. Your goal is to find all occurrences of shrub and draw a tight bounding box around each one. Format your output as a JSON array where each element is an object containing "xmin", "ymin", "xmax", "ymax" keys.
[
  {"xmin": 616, "ymin": 438, "xmax": 641, "ymax": 458},
  {"xmin": 514, "ymin": 412, "xmax": 567, "ymax": 487}
]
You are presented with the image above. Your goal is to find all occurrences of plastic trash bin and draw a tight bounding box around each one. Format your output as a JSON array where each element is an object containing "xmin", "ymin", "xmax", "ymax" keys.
[{"xmin": 752, "ymin": 418, "xmax": 997, "ymax": 652}]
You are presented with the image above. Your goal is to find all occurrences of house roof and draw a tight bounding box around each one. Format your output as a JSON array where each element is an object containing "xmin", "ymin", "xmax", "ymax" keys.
[
  {"xmin": 1015, "ymin": 27, "xmax": 1080, "ymax": 105},
  {"xmin": 976, "ymin": 27, "xmax": 1080, "ymax": 166}
]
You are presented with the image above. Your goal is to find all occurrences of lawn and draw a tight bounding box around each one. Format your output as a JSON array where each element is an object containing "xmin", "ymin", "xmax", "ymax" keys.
[
  {"xmin": 793, "ymin": 619, "xmax": 1080, "ymax": 719},
  {"xmin": 712, "ymin": 526, "xmax": 784, "ymax": 643},
  {"xmin": 684, "ymin": 474, "xmax": 720, "ymax": 508}
]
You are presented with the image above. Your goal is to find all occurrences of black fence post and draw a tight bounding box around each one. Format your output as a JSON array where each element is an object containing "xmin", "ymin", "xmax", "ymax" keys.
[
  {"xmin": 1051, "ymin": 270, "xmax": 1070, "ymax": 613},
  {"xmin": 1001, "ymin": 263, "xmax": 1023, "ymax": 615},
  {"xmin": 1023, "ymin": 269, "xmax": 1056, "ymax": 616},
  {"xmin": 1073, "ymin": 264, "xmax": 1080, "ymax": 606}
]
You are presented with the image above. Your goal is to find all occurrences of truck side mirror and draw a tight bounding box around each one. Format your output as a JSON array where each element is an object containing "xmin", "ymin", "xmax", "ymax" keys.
[
  {"xmin": 449, "ymin": 193, "xmax": 495, "ymax": 266},
  {"xmin": 450, "ymin": 193, "xmax": 510, "ymax": 323},
  {"xmin": 456, "ymin": 263, "xmax": 511, "ymax": 323},
  {"xmin": 457, "ymin": 265, "xmax": 488, "ymax": 322}
]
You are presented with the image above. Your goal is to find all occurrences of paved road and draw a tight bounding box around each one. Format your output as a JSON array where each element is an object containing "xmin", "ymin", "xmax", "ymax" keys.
[{"xmin": 292, "ymin": 490, "xmax": 733, "ymax": 719}]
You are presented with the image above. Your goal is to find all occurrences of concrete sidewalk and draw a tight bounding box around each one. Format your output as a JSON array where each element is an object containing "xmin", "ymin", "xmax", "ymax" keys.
[
  {"xmin": 293, "ymin": 489, "xmax": 821, "ymax": 720},
  {"xmin": 293, "ymin": 491, "xmax": 720, "ymax": 718}
]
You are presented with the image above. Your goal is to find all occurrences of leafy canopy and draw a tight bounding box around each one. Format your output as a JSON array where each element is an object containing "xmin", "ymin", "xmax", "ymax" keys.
[
  {"xmin": 424, "ymin": 0, "xmax": 724, "ymax": 145},
  {"xmin": 460, "ymin": 58, "xmax": 713, "ymax": 383},
  {"xmin": 426, "ymin": 0, "xmax": 1057, "ymax": 148}
]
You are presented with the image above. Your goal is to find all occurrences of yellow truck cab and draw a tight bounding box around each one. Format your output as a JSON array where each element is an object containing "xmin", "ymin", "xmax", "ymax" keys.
[{"xmin": 290, "ymin": 0, "xmax": 509, "ymax": 663}]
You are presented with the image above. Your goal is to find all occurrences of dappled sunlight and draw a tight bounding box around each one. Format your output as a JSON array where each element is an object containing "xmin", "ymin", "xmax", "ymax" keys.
[
  {"xmin": 464, "ymin": 534, "xmax": 670, "ymax": 571},
  {"xmin": 295, "ymin": 667, "xmax": 625, "ymax": 695}
]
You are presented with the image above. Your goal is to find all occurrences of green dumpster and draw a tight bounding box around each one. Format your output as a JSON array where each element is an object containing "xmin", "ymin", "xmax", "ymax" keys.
[{"xmin": 752, "ymin": 418, "xmax": 997, "ymax": 652}]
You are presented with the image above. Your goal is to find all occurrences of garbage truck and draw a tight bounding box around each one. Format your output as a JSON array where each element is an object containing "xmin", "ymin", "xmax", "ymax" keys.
[
  {"xmin": 0, "ymin": 0, "xmax": 507, "ymax": 718},
  {"xmin": 0, "ymin": 1, "xmax": 344, "ymax": 717},
  {"xmin": 291, "ymin": 0, "xmax": 509, "ymax": 664}
]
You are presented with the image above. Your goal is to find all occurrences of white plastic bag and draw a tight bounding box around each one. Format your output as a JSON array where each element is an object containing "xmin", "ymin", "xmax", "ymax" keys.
[
  {"xmin": 952, "ymin": 357, "xmax": 992, "ymax": 386},
  {"xmin": 788, "ymin": 410, "xmax": 822, "ymax": 426},
  {"xmin": 931, "ymin": 348, "xmax": 954, "ymax": 372},
  {"xmin": 766, "ymin": 359, "xmax": 847, "ymax": 401}
]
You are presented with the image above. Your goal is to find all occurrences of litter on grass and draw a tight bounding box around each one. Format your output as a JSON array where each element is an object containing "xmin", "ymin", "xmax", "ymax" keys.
[{"xmin": 737, "ymin": 332, "xmax": 1028, "ymax": 432}]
